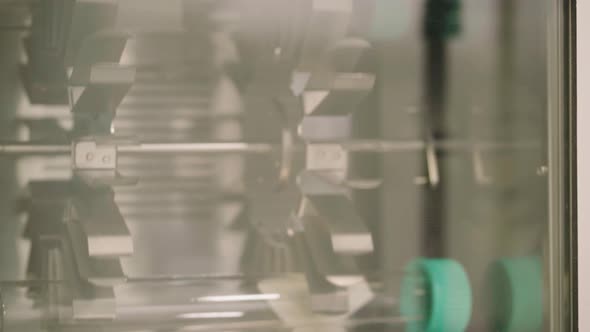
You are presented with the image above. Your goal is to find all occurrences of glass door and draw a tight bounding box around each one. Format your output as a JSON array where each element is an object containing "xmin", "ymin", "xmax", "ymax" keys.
[{"xmin": 0, "ymin": 1, "xmax": 577, "ymax": 331}]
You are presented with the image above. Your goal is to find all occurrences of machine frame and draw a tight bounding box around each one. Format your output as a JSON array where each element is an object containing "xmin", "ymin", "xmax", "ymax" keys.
[
  {"xmin": 576, "ymin": 0, "xmax": 587, "ymax": 331},
  {"xmin": 547, "ymin": 0, "xmax": 577, "ymax": 331}
]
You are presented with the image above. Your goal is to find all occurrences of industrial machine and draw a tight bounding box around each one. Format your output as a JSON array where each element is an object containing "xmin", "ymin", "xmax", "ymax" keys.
[{"xmin": 0, "ymin": 1, "xmax": 577, "ymax": 331}]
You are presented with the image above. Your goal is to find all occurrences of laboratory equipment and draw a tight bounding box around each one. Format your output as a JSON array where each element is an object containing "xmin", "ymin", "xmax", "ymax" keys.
[{"xmin": 0, "ymin": 1, "xmax": 577, "ymax": 332}]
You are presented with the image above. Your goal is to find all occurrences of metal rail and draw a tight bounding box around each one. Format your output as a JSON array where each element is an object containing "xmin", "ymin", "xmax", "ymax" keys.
[{"xmin": 0, "ymin": 139, "xmax": 540, "ymax": 156}]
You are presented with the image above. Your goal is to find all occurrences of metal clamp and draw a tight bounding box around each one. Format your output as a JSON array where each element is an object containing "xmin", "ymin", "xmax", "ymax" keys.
[
  {"xmin": 73, "ymin": 140, "xmax": 117, "ymax": 170},
  {"xmin": 425, "ymin": 138, "xmax": 440, "ymax": 187},
  {"xmin": 72, "ymin": 136, "xmax": 138, "ymax": 187}
]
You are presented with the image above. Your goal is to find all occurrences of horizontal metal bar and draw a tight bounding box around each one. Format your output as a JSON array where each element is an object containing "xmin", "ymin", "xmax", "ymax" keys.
[
  {"xmin": 338, "ymin": 139, "xmax": 540, "ymax": 152},
  {"xmin": 119, "ymin": 143, "xmax": 275, "ymax": 154},
  {"xmin": 0, "ymin": 139, "xmax": 541, "ymax": 156},
  {"xmin": 0, "ymin": 144, "xmax": 71, "ymax": 154}
]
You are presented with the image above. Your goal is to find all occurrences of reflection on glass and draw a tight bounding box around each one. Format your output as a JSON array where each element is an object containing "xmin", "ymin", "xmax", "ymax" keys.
[{"xmin": 0, "ymin": 0, "xmax": 563, "ymax": 332}]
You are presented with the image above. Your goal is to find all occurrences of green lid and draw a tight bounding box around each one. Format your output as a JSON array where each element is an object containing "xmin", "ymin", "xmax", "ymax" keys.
[
  {"xmin": 400, "ymin": 259, "xmax": 472, "ymax": 332},
  {"xmin": 423, "ymin": 0, "xmax": 462, "ymax": 39},
  {"xmin": 370, "ymin": 1, "xmax": 461, "ymax": 41},
  {"xmin": 488, "ymin": 257, "xmax": 543, "ymax": 332}
]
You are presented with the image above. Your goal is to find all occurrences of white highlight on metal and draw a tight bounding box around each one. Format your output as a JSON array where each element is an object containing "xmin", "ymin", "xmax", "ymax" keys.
[
  {"xmin": 177, "ymin": 311, "xmax": 244, "ymax": 319},
  {"xmin": 196, "ymin": 293, "xmax": 281, "ymax": 303},
  {"xmin": 118, "ymin": 143, "xmax": 274, "ymax": 154},
  {"xmin": 331, "ymin": 233, "xmax": 374, "ymax": 254},
  {"xmin": 578, "ymin": 1, "xmax": 589, "ymax": 331},
  {"xmin": 0, "ymin": 139, "xmax": 540, "ymax": 156}
]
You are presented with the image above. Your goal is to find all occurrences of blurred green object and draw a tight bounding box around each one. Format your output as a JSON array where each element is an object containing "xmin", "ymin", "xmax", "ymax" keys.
[
  {"xmin": 424, "ymin": 0, "xmax": 462, "ymax": 39},
  {"xmin": 488, "ymin": 257, "xmax": 543, "ymax": 332},
  {"xmin": 400, "ymin": 259, "xmax": 472, "ymax": 332}
]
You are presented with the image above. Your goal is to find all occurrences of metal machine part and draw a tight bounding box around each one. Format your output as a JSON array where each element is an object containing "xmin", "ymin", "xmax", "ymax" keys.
[
  {"xmin": 0, "ymin": 0, "xmax": 576, "ymax": 332},
  {"xmin": 578, "ymin": 2, "xmax": 588, "ymax": 332}
]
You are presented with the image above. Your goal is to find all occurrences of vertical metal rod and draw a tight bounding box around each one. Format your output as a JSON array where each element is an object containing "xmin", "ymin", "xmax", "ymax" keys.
[
  {"xmin": 550, "ymin": 0, "xmax": 575, "ymax": 331},
  {"xmin": 422, "ymin": 1, "xmax": 450, "ymax": 257}
]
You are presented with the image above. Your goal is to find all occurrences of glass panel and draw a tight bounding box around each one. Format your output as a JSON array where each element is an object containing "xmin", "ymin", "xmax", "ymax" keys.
[{"xmin": 0, "ymin": 1, "xmax": 571, "ymax": 331}]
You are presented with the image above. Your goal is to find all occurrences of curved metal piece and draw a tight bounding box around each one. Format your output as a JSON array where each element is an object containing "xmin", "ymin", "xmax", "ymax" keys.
[{"xmin": 425, "ymin": 138, "xmax": 440, "ymax": 188}]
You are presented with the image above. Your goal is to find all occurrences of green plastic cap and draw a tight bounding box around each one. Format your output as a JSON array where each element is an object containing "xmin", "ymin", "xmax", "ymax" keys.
[
  {"xmin": 424, "ymin": 0, "xmax": 462, "ymax": 39},
  {"xmin": 488, "ymin": 257, "xmax": 543, "ymax": 332},
  {"xmin": 400, "ymin": 258, "xmax": 472, "ymax": 332}
]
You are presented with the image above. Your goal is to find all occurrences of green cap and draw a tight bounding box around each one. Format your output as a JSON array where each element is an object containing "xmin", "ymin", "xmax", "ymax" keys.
[
  {"xmin": 424, "ymin": 0, "xmax": 462, "ymax": 39},
  {"xmin": 488, "ymin": 257, "xmax": 543, "ymax": 332},
  {"xmin": 400, "ymin": 258, "xmax": 472, "ymax": 332}
]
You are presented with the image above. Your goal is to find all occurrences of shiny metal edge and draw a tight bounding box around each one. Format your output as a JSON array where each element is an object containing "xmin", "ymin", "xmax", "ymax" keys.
[
  {"xmin": 549, "ymin": 0, "xmax": 575, "ymax": 331},
  {"xmin": 577, "ymin": 0, "xmax": 588, "ymax": 331}
]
